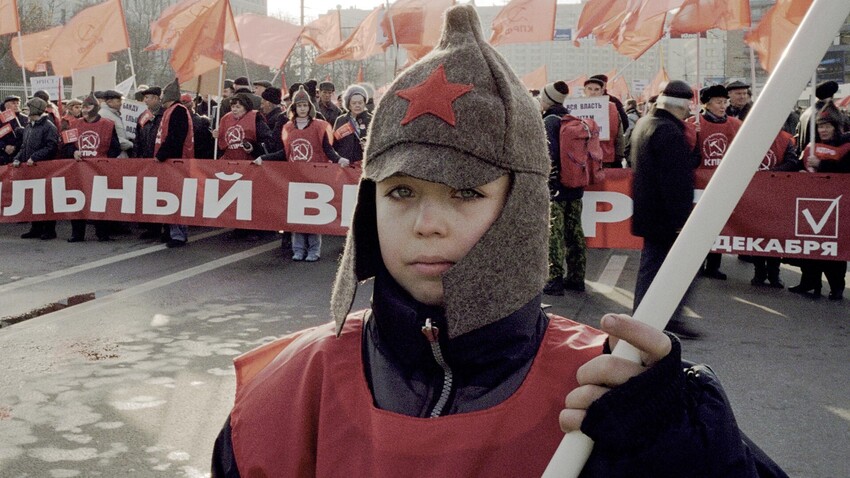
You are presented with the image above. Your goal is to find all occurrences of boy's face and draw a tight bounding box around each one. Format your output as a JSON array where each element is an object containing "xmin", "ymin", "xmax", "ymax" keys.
[{"xmin": 376, "ymin": 174, "xmax": 510, "ymax": 306}]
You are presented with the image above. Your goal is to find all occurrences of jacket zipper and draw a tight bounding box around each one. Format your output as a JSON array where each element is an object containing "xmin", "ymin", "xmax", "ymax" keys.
[{"xmin": 421, "ymin": 318, "xmax": 453, "ymax": 418}]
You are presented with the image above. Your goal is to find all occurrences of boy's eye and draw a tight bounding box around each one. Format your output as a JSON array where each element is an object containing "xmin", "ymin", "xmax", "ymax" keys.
[
  {"xmin": 455, "ymin": 188, "xmax": 483, "ymax": 200},
  {"xmin": 388, "ymin": 186, "xmax": 413, "ymax": 199}
]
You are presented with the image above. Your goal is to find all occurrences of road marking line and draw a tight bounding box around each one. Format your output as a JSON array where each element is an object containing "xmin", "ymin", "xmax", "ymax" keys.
[
  {"xmin": 591, "ymin": 255, "xmax": 628, "ymax": 294},
  {"xmin": 0, "ymin": 229, "xmax": 229, "ymax": 294},
  {"xmin": 0, "ymin": 240, "xmax": 281, "ymax": 337},
  {"xmin": 731, "ymin": 297, "xmax": 787, "ymax": 317}
]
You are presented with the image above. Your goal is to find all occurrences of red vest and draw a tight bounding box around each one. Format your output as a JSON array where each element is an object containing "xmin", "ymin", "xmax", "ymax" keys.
[
  {"xmin": 154, "ymin": 103, "xmax": 194, "ymax": 158},
  {"xmin": 230, "ymin": 312, "xmax": 605, "ymax": 478},
  {"xmin": 283, "ymin": 118, "xmax": 333, "ymax": 163},
  {"xmin": 760, "ymin": 130, "xmax": 795, "ymax": 170},
  {"xmin": 217, "ymin": 111, "xmax": 258, "ymax": 161},
  {"xmin": 687, "ymin": 115, "xmax": 742, "ymax": 169},
  {"xmin": 70, "ymin": 117, "xmax": 115, "ymax": 158},
  {"xmin": 600, "ymin": 102, "xmax": 620, "ymax": 164},
  {"xmin": 812, "ymin": 142, "xmax": 850, "ymax": 161}
]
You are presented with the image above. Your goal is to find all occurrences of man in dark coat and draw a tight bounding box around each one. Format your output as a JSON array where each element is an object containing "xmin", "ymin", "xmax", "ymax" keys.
[
  {"xmin": 0, "ymin": 95, "xmax": 28, "ymax": 165},
  {"xmin": 316, "ymin": 81, "xmax": 341, "ymax": 127},
  {"xmin": 155, "ymin": 79, "xmax": 194, "ymax": 248},
  {"xmin": 182, "ymin": 93, "xmax": 214, "ymax": 159},
  {"xmin": 630, "ymin": 80, "xmax": 700, "ymax": 337},
  {"xmin": 13, "ymin": 97, "xmax": 59, "ymax": 239}
]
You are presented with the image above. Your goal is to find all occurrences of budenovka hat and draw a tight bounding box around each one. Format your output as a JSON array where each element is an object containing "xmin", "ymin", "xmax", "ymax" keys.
[
  {"xmin": 161, "ymin": 78, "xmax": 181, "ymax": 104},
  {"xmin": 331, "ymin": 4, "xmax": 551, "ymax": 339},
  {"xmin": 82, "ymin": 94, "xmax": 100, "ymax": 116}
]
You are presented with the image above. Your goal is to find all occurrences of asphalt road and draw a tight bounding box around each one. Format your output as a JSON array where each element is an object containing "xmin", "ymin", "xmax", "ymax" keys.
[{"xmin": 0, "ymin": 222, "xmax": 847, "ymax": 478}]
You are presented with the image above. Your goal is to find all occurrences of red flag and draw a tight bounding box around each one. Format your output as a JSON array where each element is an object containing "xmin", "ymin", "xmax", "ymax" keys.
[
  {"xmin": 669, "ymin": 0, "xmax": 751, "ymax": 36},
  {"xmin": 520, "ymin": 65, "xmax": 548, "ymax": 91},
  {"xmin": 574, "ymin": 0, "xmax": 626, "ymax": 45},
  {"xmin": 47, "ymin": 0, "xmax": 130, "ymax": 77},
  {"xmin": 605, "ymin": 70, "xmax": 631, "ymax": 101},
  {"xmin": 400, "ymin": 44, "xmax": 435, "ymax": 70},
  {"xmin": 224, "ymin": 14, "xmax": 303, "ymax": 69},
  {"xmin": 169, "ymin": 0, "xmax": 235, "ymax": 83},
  {"xmin": 641, "ymin": 66, "xmax": 669, "ymax": 102},
  {"xmin": 611, "ymin": 8, "xmax": 665, "ymax": 60},
  {"xmin": 381, "ymin": 0, "xmax": 454, "ymax": 48},
  {"xmin": 301, "ymin": 11, "xmax": 341, "ymax": 53},
  {"xmin": 147, "ymin": 0, "xmax": 237, "ymax": 51},
  {"xmin": 567, "ymin": 75, "xmax": 588, "ymax": 96},
  {"xmin": 0, "ymin": 0, "xmax": 19, "ymax": 35},
  {"xmin": 315, "ymin": 6, "xmax": 384, "ymax": 65},
  {"xmin": 11, "ymin": 26, "xmax": 61, "ymax": 71},
  {"xmin": 745, "ymin": 0, "xmax": 812, "ymax": 73},
  {"xmin": 0, "ymin": 123, "xmax": 12, "ymax": 139},
  {"xmin": 489, "ymin": 0, "xmax": 556, "ymax": 46}
]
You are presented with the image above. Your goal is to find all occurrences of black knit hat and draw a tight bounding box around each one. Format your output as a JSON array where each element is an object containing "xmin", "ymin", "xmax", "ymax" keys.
[
  {"xmin": 661, "ymin": 80, "xmax": 694, "ymax": 100},
  {"xmin": 33, "ymin": 90, "xmax": 50, "ymax": 102},
  {"xmin": 234, "ymin": 76, "xmax": 250, "ymax": 86},
  {"xmin": 261, "ymin": 87, "xmax": 282, "ymax": 105},
  {"xmin": 584, "ymin": 74, "xmax": 607, "ymax": 88},
  {"xmin": 699, "ymin": 84, "xmax": 728, "ymax": 104}
]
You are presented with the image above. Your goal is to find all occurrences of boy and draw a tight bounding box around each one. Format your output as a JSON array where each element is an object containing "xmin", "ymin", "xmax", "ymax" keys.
[{"xmin": 212, "ymin": 6, "xmax": 786, "ymax": 477}]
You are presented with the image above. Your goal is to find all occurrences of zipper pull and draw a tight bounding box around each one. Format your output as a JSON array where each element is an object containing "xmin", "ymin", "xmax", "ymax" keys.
[{"xmin": 421, "ymin": 318, "xmax": 439, "ymax": 343}]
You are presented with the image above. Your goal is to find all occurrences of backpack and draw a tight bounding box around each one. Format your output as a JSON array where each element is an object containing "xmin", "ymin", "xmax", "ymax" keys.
[{"xmin": 558, "ymin": 115, "xmax": 604, "ymax": 188}]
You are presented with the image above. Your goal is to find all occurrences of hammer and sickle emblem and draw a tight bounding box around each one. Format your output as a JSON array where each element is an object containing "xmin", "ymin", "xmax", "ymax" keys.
[
  {"xmin": 79, "ymin": 131, "xmax": 100, "ymax": 152},
  {"xmin": 290, "ymin": 139, "xmax": 313, "ymax": 162},
  {"xmin": 225, "ymin": 125, "xmax": 244, "ymax": 146},
  {"xmin": 703, "ymin": 133, "xmax": 728, "ymax": 160}
]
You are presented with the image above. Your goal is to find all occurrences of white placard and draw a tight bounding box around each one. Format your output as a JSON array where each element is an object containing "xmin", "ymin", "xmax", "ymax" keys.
[
  {"xmin": 563, "ymin": 95, "xmax": 611, "ymax": 141},
  {"xmin": 71, "ymin": 61, "xmax": 117, "ymax": 99},
  {"xmin": 30, "ymin": 76, "xmax": 62, "ymax": 102},
  {"xmin": 632, "ymin": 79, "xmax": 649, "ymax": 96},
  {"xmin": 120, "ymin": 100, "xmax": 145, "ymax": 138}
]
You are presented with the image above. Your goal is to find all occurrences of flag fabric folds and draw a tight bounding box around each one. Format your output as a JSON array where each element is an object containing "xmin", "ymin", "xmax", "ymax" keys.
[
  {"xmin": 301, "ymin": 11, "xmax": 342, "ymax": 53},
  {"xmin": 11, "ymin": 26, "xmax": 62, "ymax": 71},
  {"xmin": 381, "ymin": 0, "xmax": 454, "ymax": 49},
  {"xmin": 47, "ymin": 0, "xmax": 130, "ymax": 77},
  {"xmin": 574, "ymin": 0, "xmax": 668, "ymax": 59},
  {"xmin": 315, "ymin": 6, "xmax": 384, "ymax": 65},
  {"xmin": 520, "ymin": 65, "xmax": 548, "ymax": 91},
  {"xmin": 574, "ymin": 0, "xmax": 625, "ymax": 46},
  {"xmin": 146, "ymin": 0, "xmax": 237, "ymax": 52},
  {"xmin": 604, "ymin": 70, "xmax": 631, "ymax": 101},
  {"xmin": 224, "ymin": 14, "xmax": 303, "ymax": 69},
  {"xmin": 0, "ymin": 0, "xmax": 19, "ymax": 35},
  {"xmin": 669, "ymin": 0, "xmax": 751, "ymax": 36},
  {"xmin": 489, "ymin": 0, "xmax": 556, "ymax": 46},
  {"xmin": 745, "ymin": 0, "xmax": 812, "ymax": 73},
  {"xmin": 168, "ymin": 0, "xmax": 235, "ymax": 83}
]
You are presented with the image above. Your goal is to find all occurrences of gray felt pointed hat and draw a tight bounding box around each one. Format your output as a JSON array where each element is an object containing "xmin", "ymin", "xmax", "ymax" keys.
[{"xmin": 330, "ymin": 4, "xmax": 550, "ymax": 339}]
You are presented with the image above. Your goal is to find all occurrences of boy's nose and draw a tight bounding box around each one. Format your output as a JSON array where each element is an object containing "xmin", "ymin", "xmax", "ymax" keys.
[{"xmin": 413, "ymin": 201, "xmax": 447, "ymax": 237}]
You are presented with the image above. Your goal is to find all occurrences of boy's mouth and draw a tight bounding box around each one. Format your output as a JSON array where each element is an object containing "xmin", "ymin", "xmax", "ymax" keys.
[{"xmin": 410, "ymin": 257, "xmax": 455, "ymax": 276}]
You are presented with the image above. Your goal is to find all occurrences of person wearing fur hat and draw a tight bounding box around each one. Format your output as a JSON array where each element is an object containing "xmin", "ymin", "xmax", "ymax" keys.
[
  {"xmin": 215, "ymin": 93, "xmax": 271, "ymax": 161},
  {"xmin": 584, "ymin": 74, "xmax": 626, "ymax": 168},
  {"xmin": 685, "ymin": 84, "xmax": 742, "ymax": 281},
  {"xmin": 540, "ymin": 80, "xmax": 588, "ymax": 296},
  {"xmin": 317, "ymin": 81, "xmax": 341, "ymax": 127},
  {"xmin": 62, "ymin": 94, "xmax": 121, "ymax": 242},
  {"xmin": 154, "ymin": 78, "xmax": 194, "ymax": 248},
  {"xmin": 258, "ymin": 86, "xmax": 346, "ymax": 261},
  {"xmin": 332, "ymin": 84, "xmax": 372, "ymax": 165},
  {"xmin": 789, "ymin": 99, "xmax": 850, "ymax": 301},
  {"xmin": 14, "ymin": 97, "xmax": 60, "ymax": 240},
  {"xmin": 212, "ymin": 6, "xmax": 787, "ymax": 478},
  {"xmin": 0, "ymin": 95, "xmax": 28, "ymax": 165},
  {"xmin": 796, "ymin": 80, "xmax": 847, "ymax": 154}
]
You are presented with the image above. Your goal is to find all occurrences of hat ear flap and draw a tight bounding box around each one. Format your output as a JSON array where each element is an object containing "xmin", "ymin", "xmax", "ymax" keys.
[{"xmin": 331, "ymin": 179, "xmax": 382, "ymax": 335}]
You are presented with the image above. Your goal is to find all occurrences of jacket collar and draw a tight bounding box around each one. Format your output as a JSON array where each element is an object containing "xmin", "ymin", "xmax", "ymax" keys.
[{"xmin": 370, "ymin": 266, "xmax": 548, "ymax": 376}]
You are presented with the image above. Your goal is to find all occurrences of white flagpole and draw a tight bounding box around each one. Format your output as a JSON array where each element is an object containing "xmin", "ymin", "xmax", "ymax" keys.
[
  {"xmin": 213, "ymin": 62, "xmax": 224, "ymax": 161},
  {"xmin": 16, "ymin": 31, "xmax": 28, "ymax": 98},
  {"xmin": 541, "ymin": 0, "xmax": 850, "ymax": 476},
  {"xmin": 385, "ymin": 0, "xmax": 399, "ymax": 76},
  {"xmin": 808, "ymin": 70, "xmax": 817, "ymax": 167},
  {"xmin": 126, "ymin": 48, "xmax": 138, "ymax": 91}
]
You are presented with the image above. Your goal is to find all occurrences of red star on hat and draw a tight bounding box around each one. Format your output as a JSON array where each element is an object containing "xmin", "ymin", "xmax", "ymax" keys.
[{"xmin": 396, "ymin": 64, "xmax": 474, "ymax": 127}]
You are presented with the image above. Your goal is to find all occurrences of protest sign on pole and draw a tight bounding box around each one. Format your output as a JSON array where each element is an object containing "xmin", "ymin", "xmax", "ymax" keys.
[
  {"xmin": 120, "ymin": 99, "xmax": 145, "ymax": 138},
  {"xmin": 71, "ymin": 61, "xmax": 117, "ymax": 98},
  {"xmin": 115, "ymin": 76, "xmax": 135, "ymax": 98},
  {"xmin": 30, "ymin": 76, "xmax": 62, "ymax": 102},
  {"xmin": 563, "ymin": 95, "xmax": 611, "ymax": 140}
]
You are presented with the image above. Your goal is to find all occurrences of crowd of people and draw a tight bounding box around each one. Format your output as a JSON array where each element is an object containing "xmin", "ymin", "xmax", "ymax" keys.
[
  {"xmin": 539, "ymin": 74, "xmax": 850, "ymax": 318},
  {"xmin": 2, "ymin": 52, "xmax": 847, "ymax": 304}
]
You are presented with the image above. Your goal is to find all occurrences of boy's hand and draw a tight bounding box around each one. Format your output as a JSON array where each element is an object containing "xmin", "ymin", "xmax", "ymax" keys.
[{"xmin": 559, "ymin": 314, "xmax": 671, "ymax": 433}]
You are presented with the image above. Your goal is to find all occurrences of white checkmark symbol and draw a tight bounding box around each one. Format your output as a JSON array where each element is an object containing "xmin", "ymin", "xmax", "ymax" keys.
[{"xmin": 802, "ymin": 195, "xmax": 842, "ymax": 234}]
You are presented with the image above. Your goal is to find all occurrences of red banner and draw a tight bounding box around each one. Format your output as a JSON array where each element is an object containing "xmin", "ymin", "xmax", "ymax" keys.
[{"xmin": 1, "ymin": 162, "xmax": 848, "ymax": 260}]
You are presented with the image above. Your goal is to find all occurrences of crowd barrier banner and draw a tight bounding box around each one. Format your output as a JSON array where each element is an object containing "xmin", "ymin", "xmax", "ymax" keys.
[{"xmin": 1, "ymin": 160, "xmax": 847, "ymax": 260}]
